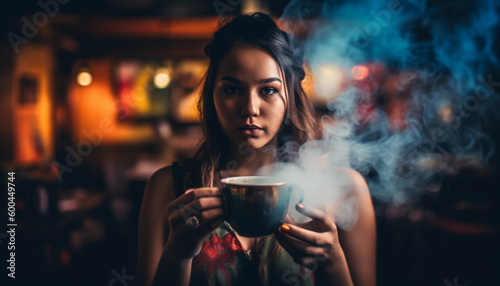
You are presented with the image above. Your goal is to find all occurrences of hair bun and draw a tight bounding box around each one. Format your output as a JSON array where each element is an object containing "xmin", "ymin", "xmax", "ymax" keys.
[
  {"xmin": 293, "ymin": 65, "xmax": 306, "ymax": 81},
  {"xmin": 281, "ymin": 31, "xmax": 304, "ymax": 66}
]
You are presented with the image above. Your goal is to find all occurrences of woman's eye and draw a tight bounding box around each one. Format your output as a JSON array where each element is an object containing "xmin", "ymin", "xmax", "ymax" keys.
[
  {"xmin": 261, "ymin": 87, "xmax": 278, "ymax": 95},
  {"xmin": 224, "ymin": 86, "xmax": 240, "ymax": 95}
]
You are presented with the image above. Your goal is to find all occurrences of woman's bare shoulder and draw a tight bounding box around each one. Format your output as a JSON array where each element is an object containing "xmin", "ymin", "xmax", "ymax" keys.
[
  {"xmin": 143, "ymin": 165, "xmax": 176, "ymax": 205},
  {"xmin": 332, "ymin": 167, "xmax": 376, "ymax": 286},
  {"xmin": 137, "ymin": 165, "xmax": 176, "ymax": 286},
  {"xmin": 332, "ymin": 166, "xmax": 370, "ymax": 195},
  {"xmin": 148, "ymin": 165, "xmax": 174, "ymax": 185}
]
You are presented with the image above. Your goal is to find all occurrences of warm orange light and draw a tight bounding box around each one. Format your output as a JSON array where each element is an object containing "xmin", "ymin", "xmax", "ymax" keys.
[
  {"xmin": 77, "ymin": 68, "xmax": 93, "ymax": 86},
  {"xmin": 439, "ymin": 104, "xmax": 453, "ymax": 123},
  {"xmin": 314, "ymin": 64, "xmax": 345, "ymax": 99},
  {"xmin": 351, "ymin": 65, "xmax": 370, "ymax": 80},
  {"xmin": 154, "ymin": 68, "xmax": 171, "ymax": 89}
]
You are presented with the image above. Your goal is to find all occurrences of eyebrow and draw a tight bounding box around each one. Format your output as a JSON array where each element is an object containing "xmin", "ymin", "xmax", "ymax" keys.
[{"xmin": 220, "ymin": 76, "xmax": 282, "ymax": 84}]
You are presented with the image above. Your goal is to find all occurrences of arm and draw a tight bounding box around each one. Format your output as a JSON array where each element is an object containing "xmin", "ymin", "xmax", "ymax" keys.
[
  {"xmin": 137, "ymin": 166, "xmax": 190, "ymax": 286},
  {"xmin": 316, "ymin": 169, "xmax": 376, "ymax": 285},
  {"xmin": 337, "ymin": 170, "xmax": 376, "ymax": 286}
]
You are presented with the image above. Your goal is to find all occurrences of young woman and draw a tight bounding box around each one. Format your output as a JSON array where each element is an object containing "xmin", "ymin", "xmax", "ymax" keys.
[{"xmin": 137, "ymin": 13, "xmax": 376, "ymax": 286}]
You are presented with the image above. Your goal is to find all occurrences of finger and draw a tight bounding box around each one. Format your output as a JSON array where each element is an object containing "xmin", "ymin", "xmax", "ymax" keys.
[
  {"xmin": 167, "ymin": 188, "xmax": 221, "ymax": 214},
  {"xmin": 169, "ymin": 197, "xmax": 224, "ymax": 226},
  {"xmin": 187, "ymin": 212, "xmax": 226, "ymax": 237},
  {"xmin": 186, "ymin": 187, "xmax": 222, "ymax": 198},
  {"xmin": 190, "ymin": 197, "xmax": 224, "ymax": 211},
  {"xmin": 274, "ymin": 230, "xmax": 299, "ymax": 257},
  {"xmin": 275, "ymin": 232, "xmax": 327, "ymax": 266},
  {"xmin": 275, "ymin": 226, "xmax": 308, "ymax": 246},
  {"xmin": 278, "ymin": 223, "xmax": 331, "ymax": 247},
  {"xmin": 174, "ymin": 210, "xmax": 225, "ymax": 235},
  {"xmin": 196, "ymin": 208, "xmax": 225, "ymax": 225},
  {"xmin": 295, "ymin": 203, "xmax": 326, "ymax": 221},
  {"xmin": 295, "ymin": 203, "xmax": 334, "ymax": 229},
  {"xmin": 279, "ymin": 235, "xmax": 329, "ymax": 258},
  {"xmin": 170, "ymin": 207, "xmax": 224, "ymax": 229}
]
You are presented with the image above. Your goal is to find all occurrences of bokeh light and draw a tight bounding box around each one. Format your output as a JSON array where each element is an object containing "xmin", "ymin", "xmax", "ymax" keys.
[
  {"xmin": 154, "ymin": 68, "xmax": 171, "ymax": 89},
  {"xmin": 350, "ymin": 65, "xmax": 370, "ymax": 81},
  {"xmin": 76, "ymin": 69, "xmax": 93, "ymax": 86}
]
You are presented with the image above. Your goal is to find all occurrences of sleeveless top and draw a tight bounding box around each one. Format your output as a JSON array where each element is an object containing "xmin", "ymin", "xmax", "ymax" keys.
[{"xmin": 171, "ymin": 161, "xmax": 315, "ymax": 286}]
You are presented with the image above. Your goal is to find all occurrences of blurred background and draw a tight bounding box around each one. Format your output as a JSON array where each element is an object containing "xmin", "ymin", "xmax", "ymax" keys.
[{"xmin": 0, "ymin": 0, "xmax": 499, "ymax": 285}]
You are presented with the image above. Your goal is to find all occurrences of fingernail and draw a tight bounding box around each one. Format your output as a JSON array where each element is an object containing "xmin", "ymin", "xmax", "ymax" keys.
[
  {"xmin": 281, "ymin": 224, "xmax": 290, "ymax": 231},
  {"xmin": 296, "ymin": 203, "xmax": 304, "ymax": 209}
]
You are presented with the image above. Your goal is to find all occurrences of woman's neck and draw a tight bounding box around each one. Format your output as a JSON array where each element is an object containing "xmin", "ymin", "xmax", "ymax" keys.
[{"xmin": 221, "ymin": 143, "xmax": 278, "ymax": 176}]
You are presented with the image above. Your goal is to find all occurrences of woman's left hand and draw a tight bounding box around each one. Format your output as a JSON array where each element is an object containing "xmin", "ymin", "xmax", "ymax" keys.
[{"xmin": 274, "ymin": 203, "xmax": 344, "ymax": 272}]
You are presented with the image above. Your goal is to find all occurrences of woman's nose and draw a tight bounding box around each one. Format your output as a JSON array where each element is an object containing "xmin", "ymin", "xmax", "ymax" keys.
[{"xmin": 240, "ymin": 91, "xmax": 260, "ymax": 117}]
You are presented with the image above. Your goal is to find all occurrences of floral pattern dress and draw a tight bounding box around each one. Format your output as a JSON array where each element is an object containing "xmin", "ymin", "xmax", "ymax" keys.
[{"xmin": 190, "ymin": 222, "xmax": 314, "ymax": 286}]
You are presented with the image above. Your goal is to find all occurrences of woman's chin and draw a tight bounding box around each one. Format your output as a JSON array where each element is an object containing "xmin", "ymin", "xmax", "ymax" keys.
[{"xmin": 231, "ymin": 137, "xmax": 270, "ymax": 150}]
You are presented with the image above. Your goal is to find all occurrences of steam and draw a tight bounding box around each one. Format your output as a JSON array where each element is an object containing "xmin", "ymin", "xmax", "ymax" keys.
[{"xmin": 267, "ymin": 0, "xmax": 500, "ymax": 228}]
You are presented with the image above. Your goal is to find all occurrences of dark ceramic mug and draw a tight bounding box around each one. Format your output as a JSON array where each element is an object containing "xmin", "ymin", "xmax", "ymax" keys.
[{"xmin": 221, "ymin": 176, "xmax": 300, "ymax": 237}]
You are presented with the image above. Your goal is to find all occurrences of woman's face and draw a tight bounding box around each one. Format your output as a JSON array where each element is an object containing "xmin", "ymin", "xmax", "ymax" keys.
[{"xmin": 213, "ymin": 47, "xmax": 287, "ymax": 150}]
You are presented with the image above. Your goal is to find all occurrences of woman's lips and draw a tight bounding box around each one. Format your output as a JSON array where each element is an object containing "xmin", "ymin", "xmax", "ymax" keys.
[{"xmin": 238, "ymin": 127, "xmax": 263, "ymax": 136}]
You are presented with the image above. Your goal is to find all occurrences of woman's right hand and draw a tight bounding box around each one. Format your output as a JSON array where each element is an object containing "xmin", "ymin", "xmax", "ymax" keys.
[{"xmin": 163, "ymin": 187, "xmax": 225, "ymax": 262}]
